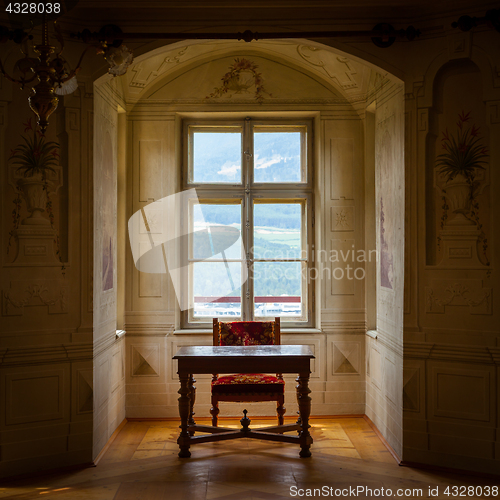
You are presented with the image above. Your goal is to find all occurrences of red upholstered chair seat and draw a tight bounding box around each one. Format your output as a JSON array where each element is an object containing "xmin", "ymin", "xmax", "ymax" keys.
[{"xmin": 212, "ymin": 374, "xmax": 285, "ymax": 394}]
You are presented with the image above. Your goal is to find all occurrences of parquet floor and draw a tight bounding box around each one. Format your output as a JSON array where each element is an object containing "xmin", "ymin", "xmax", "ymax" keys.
[{"xmin": 0, "ymin": 417, "xmax": 497, "ymax": 500}]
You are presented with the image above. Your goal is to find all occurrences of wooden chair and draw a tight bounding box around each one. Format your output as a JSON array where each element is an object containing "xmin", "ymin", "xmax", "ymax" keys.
[{"xmin": 211, "ymin": 317, "xmax": 285, "ymax": 426}]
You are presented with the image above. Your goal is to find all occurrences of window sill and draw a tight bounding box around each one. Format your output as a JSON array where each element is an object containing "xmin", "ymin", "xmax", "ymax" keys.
[{"xmin": 173, "ymin": 328, "xmax": 322, "ymax": 335}]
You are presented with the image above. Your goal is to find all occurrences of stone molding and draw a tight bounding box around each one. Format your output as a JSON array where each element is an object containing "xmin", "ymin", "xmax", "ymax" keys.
[
  {"xmin": 320, "ymin": 320, "xmax": 366, "ymax": 334},
  {"xmin": 125, "ymin": 324, "xmax": 175, "ymax": 336},
  {"xmin": 372, "ymin": 325, "xmax": 404, "ymax": 357},
  {"xmin": 405, "ymin": 342, "xmax": 500, "ymax": 365},
  {"xmin": 0, "ymin": 343, "xmax": 92, "ymax": 367},
  {"xmin": 93, "ymin": 331, "xmax": 123, "ymax": 359}
]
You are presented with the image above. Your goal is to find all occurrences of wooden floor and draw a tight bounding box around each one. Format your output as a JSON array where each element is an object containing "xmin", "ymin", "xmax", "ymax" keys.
[{"xmin": 0, "ymin": 417, "xmax": 497, "ymax": 499}]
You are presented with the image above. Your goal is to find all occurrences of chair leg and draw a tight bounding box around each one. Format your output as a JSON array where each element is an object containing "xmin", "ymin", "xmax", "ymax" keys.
[
  {"xmin": 210, "ymin": 397, "xmax": 219, "ymax": 427},
  {"xmin": 277, "ymin": 397, "xmax": 286, "ymax": 426}
]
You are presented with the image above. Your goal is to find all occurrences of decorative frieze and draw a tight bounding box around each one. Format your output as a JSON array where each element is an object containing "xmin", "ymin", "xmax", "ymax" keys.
[
  {"xmin": 2, "ymin": 280, "xmax": 68, "ymax": 316},
  {"xmin": 425, "ymin": 280, "xmax": 491, "ymax": 315}
]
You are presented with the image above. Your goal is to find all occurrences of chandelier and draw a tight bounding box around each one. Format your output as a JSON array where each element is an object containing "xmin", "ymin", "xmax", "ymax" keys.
[{"xmin": 0, "ymin": 20, "xmax": 133, "ymax": 133}]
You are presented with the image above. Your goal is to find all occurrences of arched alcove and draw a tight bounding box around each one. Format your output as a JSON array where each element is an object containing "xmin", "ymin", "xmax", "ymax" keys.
[
  {"xmin": 426, "ymin": 59, "xmax": 489, "ymax": 268},
  {"xmin": 92, "ymin": 39, "xmax": 405, "ymax": 460}
]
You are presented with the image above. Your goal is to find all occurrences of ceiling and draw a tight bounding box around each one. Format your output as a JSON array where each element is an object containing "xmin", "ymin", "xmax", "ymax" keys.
[{"xmin": 56, "ymin": 0, "xmax": 498, "ymax": 30}]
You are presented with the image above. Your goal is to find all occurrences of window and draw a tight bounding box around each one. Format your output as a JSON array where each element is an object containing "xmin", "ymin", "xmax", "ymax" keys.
[{"xmin": 181, "ymin": 118, "xmax": 313, "ymax": 327}]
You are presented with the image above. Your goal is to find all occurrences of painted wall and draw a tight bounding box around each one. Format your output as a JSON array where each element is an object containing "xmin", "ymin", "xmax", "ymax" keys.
[
  {"xmin": 402, "ymin": 29, "xmax": 500, "ymax": 475},
  {"xmin": 365, "ymin": 83, "xmax": 405, "ymax": 457},
  {"xmin": 0, "ymin": 76, "xmax": 94, "ymax": 477},
  {"xmin": 92, "ymin": 82, "xmax": 126, "ymax": 459}
]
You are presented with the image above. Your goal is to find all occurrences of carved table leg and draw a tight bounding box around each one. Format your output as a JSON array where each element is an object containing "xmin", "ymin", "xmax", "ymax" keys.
[
  {"xmin": 210, "ymin": 396, "xmax": 219, "ymax": 427},
  {"xmin": 296, "ymin": 373, "xmax": 313, "ymax": 458},
  {"xmin": 277, "ymin": 396, "xmax": 286, "ymax": 426},
  {"xmin": 177, "ymin": 374, "xmax": 191, "ymax": 458},
  {"xmin": 295, "ymin": 377, "xmax": 302, "ymax": 435},
  {"xmin": 188, "ymin": 374, "xmax": 196, "ymax": 436}
]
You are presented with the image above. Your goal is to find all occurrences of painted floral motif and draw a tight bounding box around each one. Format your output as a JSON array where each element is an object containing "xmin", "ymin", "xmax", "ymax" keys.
[
  {"xmin": 213, "ymin": 374, "xmax": 284, "ymax": 385},
  {"xmin": 207, "ymin": 58, "xmax": 272, "ymax": 103},
  {"xmin": 436, "ymin": 111, "xmax": 488, "ymax": 184},
  {"xmin": 436, "ymin": 111, "xmax": 490, "ymax": 265},
  {"xmin": 9, "ymin": 118, "xmax": 59, "ymax": 178},
  {"xmin": 380, "ymin": 197, "xmax": 393, "ymax": 289},
  {"xmin": 212, "ymin": 373, "xmax": 284, "ymax": 394},
  {"xmin": 218, "ymin": 321, "xmax": 275, "ymax": 346},
  {"xmin": 7, "ymin": 118, "xmax": 64, "ymax": 272},
  {"xmin": 6, "ymin": 189, "xmax": 22, "ymax": 254}
]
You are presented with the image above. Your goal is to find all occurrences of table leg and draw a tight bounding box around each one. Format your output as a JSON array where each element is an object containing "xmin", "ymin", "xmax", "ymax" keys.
[
  {"xmin": 296, "ymin": 373, "xmax": 313, "ymax": 458},
  {"xmin": 188, "ymin": 374, "xmax": 196, "ymax": 436},
  {"xmin": 177, "ymin": 374, "xmax": 191, "ymax": 458}
]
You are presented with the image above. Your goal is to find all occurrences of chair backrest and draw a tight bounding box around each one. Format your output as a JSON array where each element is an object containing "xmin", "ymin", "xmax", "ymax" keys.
[{"xmin": 213, "ymin": 317, "xmax": 281, "ymax": 347}]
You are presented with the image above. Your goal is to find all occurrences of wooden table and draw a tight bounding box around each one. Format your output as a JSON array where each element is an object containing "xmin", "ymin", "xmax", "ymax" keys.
[{"xmin": 173, "ymin": 345, "xmax": 315, "ymax": 459}]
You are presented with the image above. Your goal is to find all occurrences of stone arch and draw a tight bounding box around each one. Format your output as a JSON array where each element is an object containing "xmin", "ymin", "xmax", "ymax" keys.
[
  {"xmin": 419, "ymin": 41, "xmax": 497, "ymax": 109},
  {"xmin": 94, "ymin": 38, "xmax": 404, "ymax": 98}
]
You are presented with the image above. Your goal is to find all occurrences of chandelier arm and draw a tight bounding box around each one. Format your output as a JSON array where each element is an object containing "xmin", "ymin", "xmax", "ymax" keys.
[
  {"xmin": 0, "ymin": 58, "xmax": 25, "ymax": 85},
  {"xmin": 61, "ymin": 45, "xmax": 93, "ymax": 82},
  {"xmin": 19, "ymin": 74, "xmax": 38, "ymax": 86},
  {"xmin": 54, "ymin": 22, "xmax": 65, "ymax": 56}
]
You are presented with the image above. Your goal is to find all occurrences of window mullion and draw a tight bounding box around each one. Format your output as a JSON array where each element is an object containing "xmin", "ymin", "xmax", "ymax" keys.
[{"xmin": 242, "ymin": 117, "xmax": 252, "ymax": 320}]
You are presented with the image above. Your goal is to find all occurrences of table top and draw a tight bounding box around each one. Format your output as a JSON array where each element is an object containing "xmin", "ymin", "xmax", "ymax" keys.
[{"xmin": 173, "ymin": 345, "xmax": 315, "ymax": 359}]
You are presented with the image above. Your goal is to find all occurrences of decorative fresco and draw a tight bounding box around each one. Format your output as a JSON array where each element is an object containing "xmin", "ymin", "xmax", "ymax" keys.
[
  {"xmin": 380, "ymin": 197, "xmax": 393, "ymax": 289},
  {"xmin": 430, "ymin": 64, "xmax": 490, "ymax": 268},
  {"xmin": 206, "ymin": 57, "xmax": 272, "ymax": 103},
  {"xmin": 435, "ymin": 110, "xmax": 489, "ymax": 266},
  {"xmin": 101, "ymin": 130, "xmax": 114, "ymax": 291},
  {"xmin": 377, "ymin": 127, "xmax": 395, "ymax": 290}
]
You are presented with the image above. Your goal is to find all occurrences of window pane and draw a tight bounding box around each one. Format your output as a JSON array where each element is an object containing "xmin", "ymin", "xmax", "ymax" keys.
[
  {"xmin": 254, "ymin": 132, "xmax": 301, "ymax": 183},
  {"xmin": 253, "ymin": 262, "xmax": 303, "ymax": 317},
  {"xmin": 253, "ymin": 203, "xmax": 302, "ymax": 259},
  {"xmin": 193, "ymin": 262, "xmax": 242, "ymax": 317},
  {"xmin": 192, "ymin": 132, "xmax": 241, "ymax": 183},
  {"xmin": 192, "ymin": 204, "xmax": 241, "ymax": 260}
]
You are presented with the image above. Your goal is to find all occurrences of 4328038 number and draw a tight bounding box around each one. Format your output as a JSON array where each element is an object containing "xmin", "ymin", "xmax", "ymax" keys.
[
  {"xmin": 444, "ymin": 485, "xmax": 499, "ymax": 497},
  {"xmin": 5, "ymin": 3, "xmax": 61, "ymax": 14}
]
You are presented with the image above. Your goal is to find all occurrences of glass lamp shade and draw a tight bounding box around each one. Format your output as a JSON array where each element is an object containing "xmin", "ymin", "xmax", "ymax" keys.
[{"xmin": 104, "ymin": 44, "xmax": 133, "ymax": 76}]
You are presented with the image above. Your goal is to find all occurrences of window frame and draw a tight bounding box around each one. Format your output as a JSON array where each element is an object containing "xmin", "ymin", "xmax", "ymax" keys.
[{"xmin": 181, "ymin": 117, "xmax": 314, "ymax": 329}]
